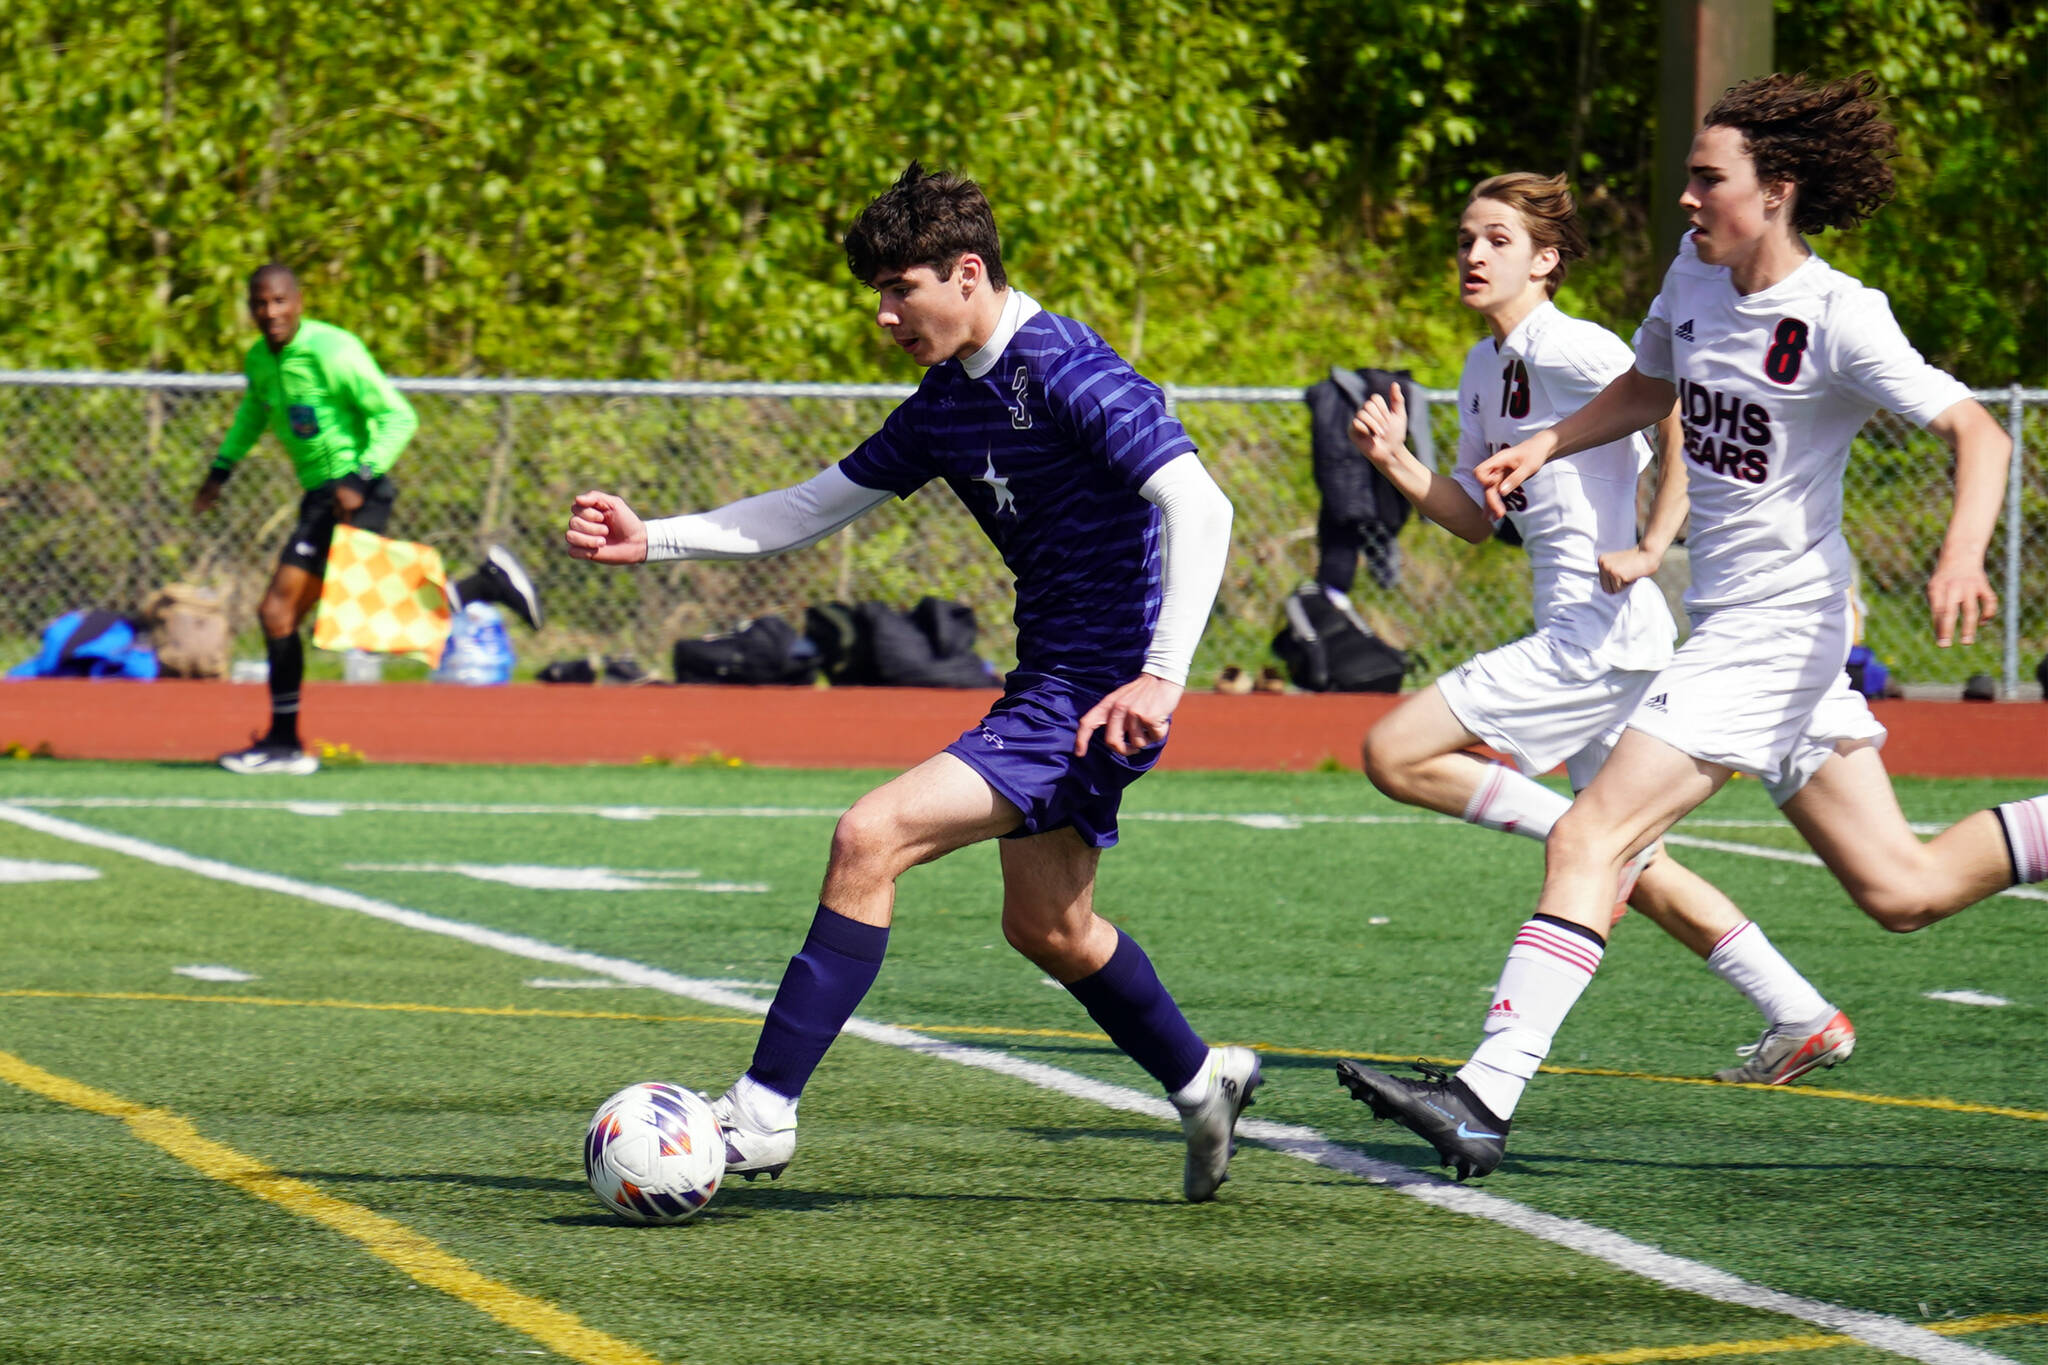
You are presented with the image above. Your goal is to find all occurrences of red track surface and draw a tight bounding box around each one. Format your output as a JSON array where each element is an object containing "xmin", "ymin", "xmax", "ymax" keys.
[{"xmin": 1, "ymin": 679, "xmax": 2042, "ymax": 777}]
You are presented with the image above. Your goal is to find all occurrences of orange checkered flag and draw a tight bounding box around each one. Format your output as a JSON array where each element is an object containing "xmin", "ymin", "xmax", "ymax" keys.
[{"xmin": 312, "ymin": 525, "xmax": 453, "ymax": 666}]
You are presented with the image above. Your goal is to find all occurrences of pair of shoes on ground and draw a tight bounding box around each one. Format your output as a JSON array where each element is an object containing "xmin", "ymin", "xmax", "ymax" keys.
[
  {"xmin": 708, "ymin": 1046, "xmax": 1265, "ymax": 1203},
  {"xmin": 1214, "ymin": 666, "xmax": 1288, "ymax": 695},
  {"xmin": 1336, "ymin": 1008, "xmax": 1856, "ymax": 1181}
]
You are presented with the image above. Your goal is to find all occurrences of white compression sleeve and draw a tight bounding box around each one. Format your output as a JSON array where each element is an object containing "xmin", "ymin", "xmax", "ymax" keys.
[
  {"xmin": 643, "ymin": 465, "xmax": 892, "ymax": 562},
  {"xmin": 1138, "ymin": 452, "xmax": 1234, "ymax": 686}
]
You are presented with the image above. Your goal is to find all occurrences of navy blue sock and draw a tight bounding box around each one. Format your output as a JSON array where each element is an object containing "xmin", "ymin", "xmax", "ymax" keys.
[
  {"xmin": 747, "ymin": 904, "xmax": 889, "ymax": 1101},
  {"xmin": 1062, "ymin": 929, "xmax": 1210, "ymax": 1094}
]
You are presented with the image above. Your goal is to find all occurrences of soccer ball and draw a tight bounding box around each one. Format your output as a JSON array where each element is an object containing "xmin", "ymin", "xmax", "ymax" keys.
[{"xmin": 583, "ymin": 1081, "xmax": 726, "ymax": 1224}]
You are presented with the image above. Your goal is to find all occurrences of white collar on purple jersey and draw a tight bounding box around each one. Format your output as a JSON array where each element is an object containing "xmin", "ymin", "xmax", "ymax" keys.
[{"xmin": 961, "ymin": 289, "xmax": 1044, "ymax": 379}]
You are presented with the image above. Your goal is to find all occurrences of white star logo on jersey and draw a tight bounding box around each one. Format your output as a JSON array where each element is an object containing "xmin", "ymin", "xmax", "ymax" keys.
[{"xmin": 976, "ymin": 452, "xmax": 1016, "ymax": 516}]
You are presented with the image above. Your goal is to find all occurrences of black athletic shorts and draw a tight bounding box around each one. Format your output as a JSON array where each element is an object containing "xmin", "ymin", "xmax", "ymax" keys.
[{"xmin": 278, "ymin": 476, "xmax": 399, "ymax": 573}]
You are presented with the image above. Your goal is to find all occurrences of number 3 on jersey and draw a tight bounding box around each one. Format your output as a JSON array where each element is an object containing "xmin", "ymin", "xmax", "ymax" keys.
[
  {"xmin": 1498, "ymin": 359, "xmax": 1530, "ymax": 419},
  {"xmin": 1008, "ymin": 365, "xmax": 1033, "ymax": 429},
  {"xmin": 1763, "ymin": 318, "xmax": 1809, "ymax": 385}
]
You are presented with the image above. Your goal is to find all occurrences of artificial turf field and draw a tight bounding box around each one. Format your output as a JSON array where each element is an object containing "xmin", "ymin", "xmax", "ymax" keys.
[{"xmin": 2, "ymin": 760, "xmax": 2043, "ymax": 1365}]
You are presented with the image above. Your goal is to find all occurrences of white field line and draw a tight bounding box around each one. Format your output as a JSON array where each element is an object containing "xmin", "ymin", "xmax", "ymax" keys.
[
  {"xmin": 0, "ymin": 802, "xmax": 2012, "ymax": 1365},
  {"xmin": 0, "ymin": 793, "xmax": 1957, "ymax": 834},
  {"xmin": 7, "ymin": 795, "xmax": 2039, "ymax": 903},
  {"xmin": 1662, "ymin": 833, "xmax": 2048, "ymax": 905}
]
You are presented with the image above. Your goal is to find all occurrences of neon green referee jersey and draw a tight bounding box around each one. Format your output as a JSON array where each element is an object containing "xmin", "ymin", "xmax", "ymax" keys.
[{"xmin": 210, "ymin": 318, "xmax": 418, "ymax": 491}]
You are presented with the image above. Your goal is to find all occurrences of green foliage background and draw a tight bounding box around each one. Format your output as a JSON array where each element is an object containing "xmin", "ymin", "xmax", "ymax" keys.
[{"xmin": 2, "ymin": 0, "xmax": 2040, "ymax": 388}]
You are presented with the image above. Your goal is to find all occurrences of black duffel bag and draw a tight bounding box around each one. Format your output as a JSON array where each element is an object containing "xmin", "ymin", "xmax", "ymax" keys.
[
  {"xmin": 1271, "ymin": 585, "xmax": 1406, "ymax": 693},
  {"xmin": 672, "ymin": 616, "xmax": 817, "ymax": 685}
]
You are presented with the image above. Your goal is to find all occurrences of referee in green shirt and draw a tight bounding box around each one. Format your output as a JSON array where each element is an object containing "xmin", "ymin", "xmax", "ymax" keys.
[{"xmin": 192, "ymin": 264, "xmax": 542, "ymax": 774}]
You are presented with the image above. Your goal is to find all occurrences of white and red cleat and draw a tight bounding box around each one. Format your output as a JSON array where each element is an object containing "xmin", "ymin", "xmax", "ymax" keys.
[{"xmin": 1715, "ymin": 1008, "xmax": 1857, "ymax": 1085}]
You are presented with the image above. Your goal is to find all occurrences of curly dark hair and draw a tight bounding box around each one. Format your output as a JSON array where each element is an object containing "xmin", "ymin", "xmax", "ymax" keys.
[
  {"xmin": 844, "ymin": 161, "xmax": 1007, "ymax": 288},
  {"xmin": 1702, "ymin": 71, "xmax": 1897, "ymax": 234}
]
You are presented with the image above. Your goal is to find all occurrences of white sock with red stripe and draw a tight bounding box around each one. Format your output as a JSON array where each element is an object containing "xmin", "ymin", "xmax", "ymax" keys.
[
  {"xmin": 1996, "ymin": 796, "xmax": 2048, "ymax": 884},
  {"xmin": 1457, "ymin": 914, "xmax": 1605, "ymax": 1120},
  {"xmin": 1462, "ymin": 762, "xmax": 1572, "ymax": 843},
  {"xmin": 1705, "ymin": 921, "xmax": 1830, "ymax": 1028}
]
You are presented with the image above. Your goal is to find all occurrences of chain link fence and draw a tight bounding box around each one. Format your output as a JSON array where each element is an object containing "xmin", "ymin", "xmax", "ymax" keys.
[{"xmin": 1, "ymin": 371, "xmax": 2041, "ymax": 695}]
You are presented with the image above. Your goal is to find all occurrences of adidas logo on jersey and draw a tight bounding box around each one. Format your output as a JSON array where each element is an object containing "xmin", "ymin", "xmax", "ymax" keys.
[
  {"xmin": 1469, "ymin": 394, "xmax": 1481, "ymax": 414},
  {"xmin": 1644, "ymin": 693, "xmax": 1668, "ymax": 712},
  {"xmin": 1674, "ymin": 318, "xmax": 1696, "ymax": 342}
]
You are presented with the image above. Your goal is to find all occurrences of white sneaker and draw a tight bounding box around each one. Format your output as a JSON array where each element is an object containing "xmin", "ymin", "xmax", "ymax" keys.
[
  {"xmin": 218, "ymin": 741, "xmax": 319, "ymax": 776},
  {"xmin": 1173, "ymin": 1046, "xmax": 1263, "ymax": 1203},
  {"xmin": 1715, "ymin": 1008, "xmax": 1857, "ymax": 1085},
  {"xmin": 709, "ymin": 1085, "xmax": 796, "ymax": 1181}
]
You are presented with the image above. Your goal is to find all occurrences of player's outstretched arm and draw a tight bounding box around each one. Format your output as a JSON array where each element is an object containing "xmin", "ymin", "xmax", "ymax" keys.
[
  {"xmin": 565, "ymin": 491, "xmax": 650, "ymax": 565},
  {"xmin": 582, "ymin": 466, "xmax": 893, "ymax": 568},
  {"xmin": 1598, "ymin": 405, "xmax": 1689, "ymax": 593},
  {"xmin": 1351, "ymin": 385, "xmax": 1493, "ymax": 543},
  {"xmin": 1477, "ymin": 365, "xmax": 1676, "ymax": 519},
  {"xmin": 1924, "ymin": 397, "xmax": 2012, "ymax": 647}
]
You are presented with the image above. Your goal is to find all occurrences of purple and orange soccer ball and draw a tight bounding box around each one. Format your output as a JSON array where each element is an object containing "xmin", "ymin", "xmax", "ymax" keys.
[{"xmin": 583, "ymin": 1082, "xmax": 726, "ymax": 1224}]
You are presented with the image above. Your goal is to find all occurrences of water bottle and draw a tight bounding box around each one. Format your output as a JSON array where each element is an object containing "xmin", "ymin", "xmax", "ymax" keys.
[{"xmin": 432, "ymin": 603, "xmax": 515, "ymax": 685}]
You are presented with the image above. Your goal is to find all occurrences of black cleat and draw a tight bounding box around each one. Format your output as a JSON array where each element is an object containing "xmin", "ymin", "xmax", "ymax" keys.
[
  {"xmin": 479, "ymin": 545, "xmax": 545, "ymax": 630},
  {"xmin": 1336, "ymin": 1060, "xmax": 1510, "ymax": 1181}
]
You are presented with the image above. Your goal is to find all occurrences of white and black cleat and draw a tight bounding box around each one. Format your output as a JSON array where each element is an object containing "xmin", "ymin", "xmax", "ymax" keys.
[
  {"xmin": 709, "ymin": 1087, "xmax": 796, "ymax": 1182},
  {"xmin": 1174, "ymin": 1046, "xmax": 1263, "ymax": 1202},
  {"xmin": 218, "ymin": 741, "xmax": 320, "ymax": 776}
]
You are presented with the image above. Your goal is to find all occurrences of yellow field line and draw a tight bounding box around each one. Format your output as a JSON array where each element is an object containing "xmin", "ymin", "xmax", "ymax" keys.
[
  {"xmin": 7, "ymin": 996, "xmax": 2045, "ymax": 1365},
  {"xmin": 1425, "ymin": 1310, "xmax": 2048, "ymax": 1365},
  {"xmin": 6, "ymin": 987, "xmax": 2044, "ymax": 1124},
  {"xmin": 0, "ymin": 1048, "xmax": 664, "ymax": 1365},
  {"xmin": 1929, "ymin": 1311, "xmax": 2048, "ymax": 1336},
  {"xmin": 1427, "ymin": 1330, "xmax": 1849, "ymax": 1365}
]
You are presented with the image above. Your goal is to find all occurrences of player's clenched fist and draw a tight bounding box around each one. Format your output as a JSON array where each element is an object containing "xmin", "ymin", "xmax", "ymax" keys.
[
  {"xmin": 1473, "ymin": 440, "xmax": 1547, "ymax": 520},
  {"xmin": 565, "ymin": 490, "xmax": 649, "ymax": 564}
]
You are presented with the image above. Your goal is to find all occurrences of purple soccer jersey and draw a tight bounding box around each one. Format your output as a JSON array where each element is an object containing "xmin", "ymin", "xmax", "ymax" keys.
[{"xmin": 838, "ymin": 308, "xmax": 1195, "ymax": 686}]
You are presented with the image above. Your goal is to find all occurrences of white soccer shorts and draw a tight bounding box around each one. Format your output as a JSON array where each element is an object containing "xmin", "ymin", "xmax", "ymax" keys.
[
  {"xmin": 1435, "ymin": 632, "xmax": 1657, "ymax": 790},
  {"xmin": 1623, "ymin": 594, "xmax": 1856, "ymax": 784},
  {"xmin": 1762, "ymin": 673, "xmax": 1889, "ymax": 806}
]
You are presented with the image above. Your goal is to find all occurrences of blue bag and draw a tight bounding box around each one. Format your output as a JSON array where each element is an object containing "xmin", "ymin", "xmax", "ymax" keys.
[{"xmin": 7, "ymin": 610, "xmax": 159, "ymax": 680}]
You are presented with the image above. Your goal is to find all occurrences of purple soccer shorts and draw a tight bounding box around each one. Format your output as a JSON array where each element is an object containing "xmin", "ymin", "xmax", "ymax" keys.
[{"xmin": 944, "ymin": 671, "xmax": 1165, "ymax": 849}]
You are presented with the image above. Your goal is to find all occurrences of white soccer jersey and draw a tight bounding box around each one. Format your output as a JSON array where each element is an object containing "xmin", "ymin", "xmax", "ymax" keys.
[
  {"xmin": 1633, "ymin": 238, "xmax": 1971, "ymax": 611},
  {"xmin": 1450, "ymin": 301, "xmax": 1675, "ymax": 671}
]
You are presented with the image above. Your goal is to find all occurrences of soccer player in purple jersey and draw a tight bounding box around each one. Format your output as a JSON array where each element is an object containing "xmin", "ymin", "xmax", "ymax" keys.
[{"xmin": 563, "ymin": 162, "xmax": 1258, "ymax": 1201}]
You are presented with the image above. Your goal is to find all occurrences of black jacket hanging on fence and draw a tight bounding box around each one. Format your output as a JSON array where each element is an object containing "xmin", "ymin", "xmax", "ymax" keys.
[{"xmin": 1304, "ymin": 366, "xmax": 1427, "ymax": 592}]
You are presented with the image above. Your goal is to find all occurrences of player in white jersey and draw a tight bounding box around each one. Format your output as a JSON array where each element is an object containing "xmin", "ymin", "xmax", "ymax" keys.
[
  {"xmin": 1338, "ymin": 174, "xmax": 1852, "ymax": 1112},
  {"xmin": 1341, "ymin": 74, "xmax": 2039, "ymax": 1181}
]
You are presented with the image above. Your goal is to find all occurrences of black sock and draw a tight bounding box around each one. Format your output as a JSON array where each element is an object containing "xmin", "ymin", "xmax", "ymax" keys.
[{"xmin": 265, "ymin": 633, "xmax": 304, "ymax": 747}]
